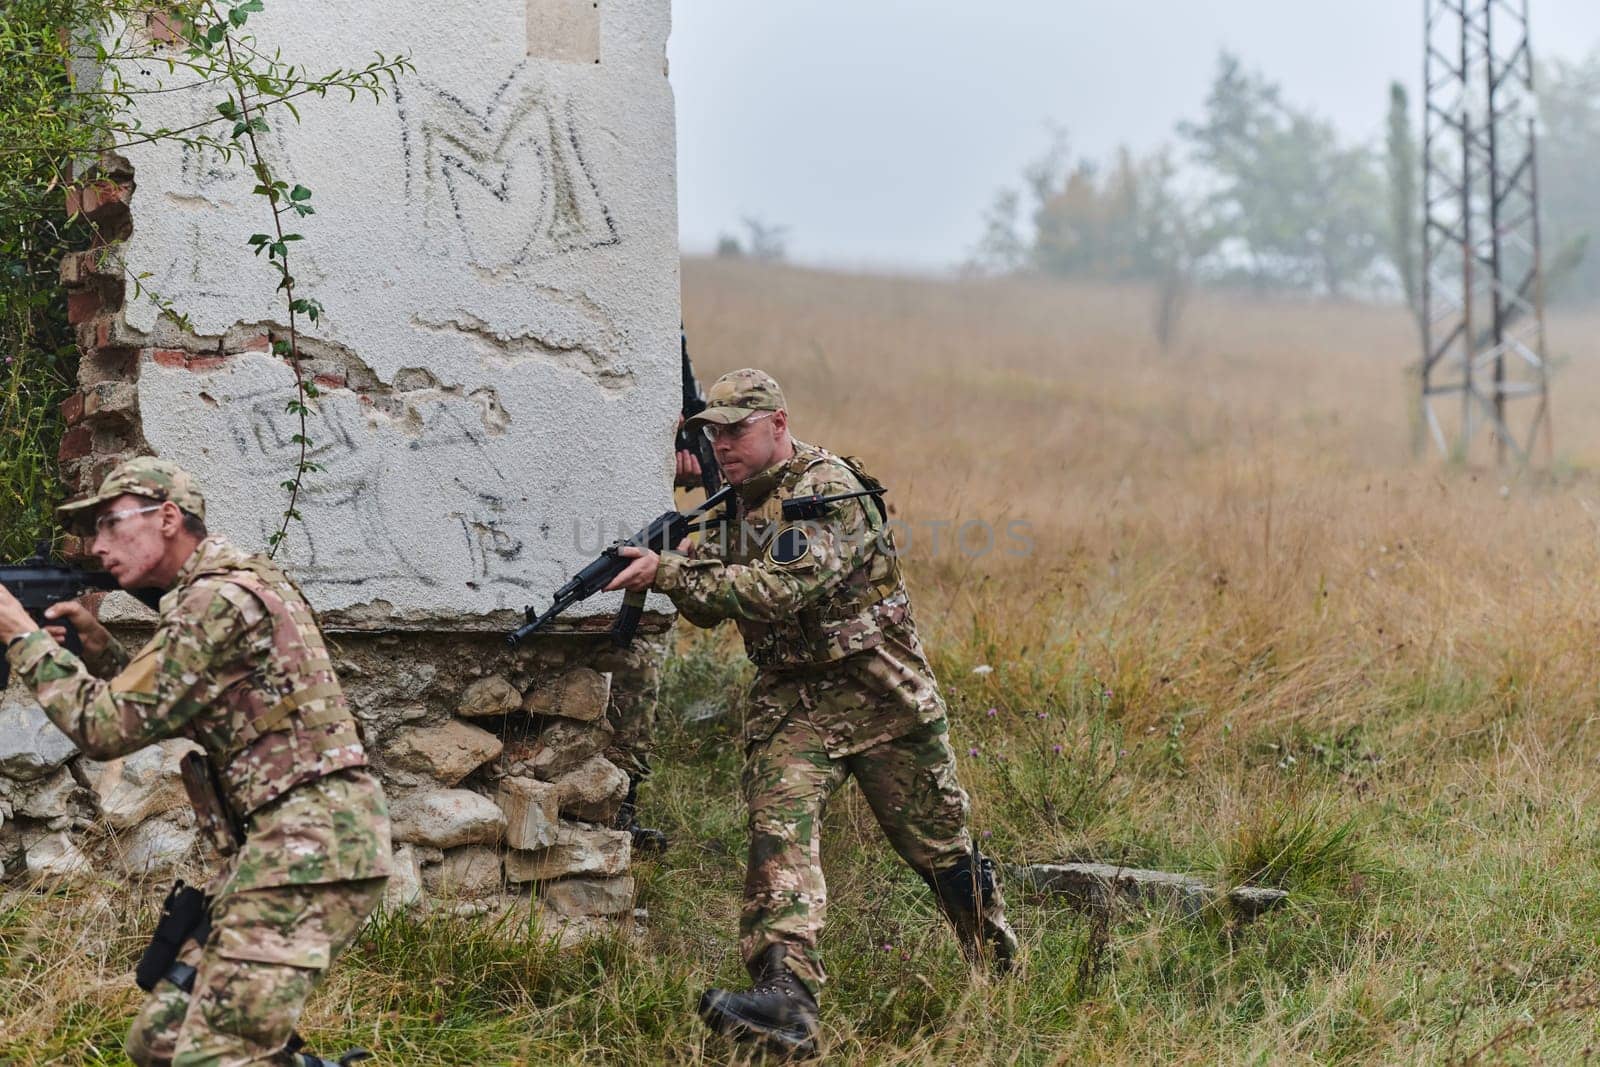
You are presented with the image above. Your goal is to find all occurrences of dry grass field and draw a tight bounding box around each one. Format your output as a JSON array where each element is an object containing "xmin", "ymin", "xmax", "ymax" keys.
[{"xmin": 9, "ymin": 258, "xmax": 1600, "ymax": 1063}]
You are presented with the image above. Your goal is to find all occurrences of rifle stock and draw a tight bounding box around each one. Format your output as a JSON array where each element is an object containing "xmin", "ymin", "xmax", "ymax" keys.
[{"xmin": 678, "ymin": 328, "xmax": 723, "ymax": 495}]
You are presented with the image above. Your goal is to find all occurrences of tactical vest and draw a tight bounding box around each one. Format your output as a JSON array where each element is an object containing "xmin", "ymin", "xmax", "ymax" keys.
[
  {"xmin": 732, "ymin": 445, "xmax": 914, "ymax": 669},
  {"xmin": 183, "ymin": 555, "xmax": 367, "ymax": 824}
]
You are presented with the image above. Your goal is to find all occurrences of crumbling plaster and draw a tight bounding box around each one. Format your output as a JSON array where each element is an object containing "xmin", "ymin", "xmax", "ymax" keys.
[{"xmin": 110, "ymin": 0, "xmax": 681, "ymax": 624}]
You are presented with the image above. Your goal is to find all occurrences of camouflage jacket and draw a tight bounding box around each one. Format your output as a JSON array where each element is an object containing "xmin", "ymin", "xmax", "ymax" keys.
[
  {"xmin": 654, "ymin": 442, "xmax": 945, "ymax": 751},
  {"xmin": 6, "ymin": 537, "xmax": 391, "ymax": 891}
]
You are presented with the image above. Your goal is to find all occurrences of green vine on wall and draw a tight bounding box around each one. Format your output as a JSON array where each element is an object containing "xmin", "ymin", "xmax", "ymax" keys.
[{"xmin": 0, "ymin": 0, "xmax": 411, "ymax": 557}]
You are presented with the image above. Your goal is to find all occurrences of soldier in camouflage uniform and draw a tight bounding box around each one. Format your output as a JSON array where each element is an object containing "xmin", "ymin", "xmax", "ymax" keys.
[
  {"xmin": 608, "ymin": 369, "xmax": 1017, "ymax": 1057},
  {"xmin": 0, "ymin": 458, "xmax": 391, "ymax": 1067},
  {"xmin": 602, "ymin": 627, "xmax": 670, "ymax": 852}
]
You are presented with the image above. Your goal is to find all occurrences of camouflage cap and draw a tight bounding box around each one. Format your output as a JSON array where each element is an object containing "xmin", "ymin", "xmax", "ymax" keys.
[
  {"xmin": 686, "ymin": 368, "xmax": 787, "ymax": 431},
  {"xmin": 57, "ymin": 456, "xmax": 206, "ymax": 532}
]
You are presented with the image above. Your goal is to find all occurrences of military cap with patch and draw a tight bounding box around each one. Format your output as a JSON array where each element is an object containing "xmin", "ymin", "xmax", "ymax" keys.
[
  {"xmin": 685, "ymin": 368, "xmax": 787, "ymax": 431},
  {"xmin": 57, "ymin": 456, "xmax": 206, "ymax": 533}
]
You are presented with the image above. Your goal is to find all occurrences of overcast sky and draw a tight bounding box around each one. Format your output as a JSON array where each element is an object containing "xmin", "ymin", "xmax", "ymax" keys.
[{"xmin": 667, "ymin": 1, "xmax": 1600, "ymax": 271}]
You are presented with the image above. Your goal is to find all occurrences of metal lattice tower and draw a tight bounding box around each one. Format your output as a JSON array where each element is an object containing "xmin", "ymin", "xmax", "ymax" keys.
[{"xmin": 1421, "ymin": 0, "xmax": 1551, "ymax": 465}]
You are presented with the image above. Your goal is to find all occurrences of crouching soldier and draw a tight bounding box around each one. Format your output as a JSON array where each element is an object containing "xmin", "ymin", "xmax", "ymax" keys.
[
  {"xmin": 0, "ymin": 458, "xmax": 390, "ymax": 1067},
  {"xmin": 607, "ymin": 370, "xmax": 1017, "ymax": 1057}
]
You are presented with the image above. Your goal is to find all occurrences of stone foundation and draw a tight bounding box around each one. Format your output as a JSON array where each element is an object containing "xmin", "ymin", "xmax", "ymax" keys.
[{"xmin": 1, "ymin": 623, "xmax": 667, "ymax": 930}]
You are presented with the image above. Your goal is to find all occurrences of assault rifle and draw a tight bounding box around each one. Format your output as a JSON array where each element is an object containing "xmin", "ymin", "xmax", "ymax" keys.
[
  {"xmin": 676, "ymin": 328, "xmax": 723, "ymax": 495},
  {"xmin": 782, "ymin": 487, "xmax": 887, "ymax": 522},
  {"xmin": 507, "ymin": 484, "xmax": 735, "ymax": 649},
  {"xmin": 0, "ymin": 543, "xmax": 119, "ymax": 689}
]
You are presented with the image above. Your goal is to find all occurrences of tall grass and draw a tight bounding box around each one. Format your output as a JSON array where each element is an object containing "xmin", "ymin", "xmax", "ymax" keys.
[{"xmin": 7, "ymin": 261, "xmax": 1600, "ymax": 1061}]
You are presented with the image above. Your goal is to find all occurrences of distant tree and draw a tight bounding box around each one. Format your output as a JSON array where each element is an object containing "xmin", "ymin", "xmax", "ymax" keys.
[
  {"xmin": 1032, "ymin": 146, "xmax": 1189, "ymax": 280},
  {"xmin": 970, "ymin": 188, "xmax": 1027, "ymax": 274},
  {"xmin": 1179, "ymin": 53, "xmax": 1386, "ymax": 298},
  {"xmin": 741, "ymin": 217, "xmax": 789, "ymax": 262},
  {"xmin": 1385, "ymin": 81, "xmax": 1420, "ymax": 319},
  {"xmin": 972, "ymin": 131, "xmax": 1194, "ymax": 284},
  {"xmin": 1535, "ymin": 54, "xmax": 1600, "ymax": 304},
  {"xmin": 715, "ymin": 233, "xmax": 744, "ymax": 258}
]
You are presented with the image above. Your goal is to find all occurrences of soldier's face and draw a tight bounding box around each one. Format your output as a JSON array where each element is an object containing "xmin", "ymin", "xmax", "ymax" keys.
[
  {"xmin": 92, "ymin": 494, "xmax": 178, "ymax": 588},
  {"xmin": 711, "ymin": 409, "xmax": 788, "ymax": 484}
]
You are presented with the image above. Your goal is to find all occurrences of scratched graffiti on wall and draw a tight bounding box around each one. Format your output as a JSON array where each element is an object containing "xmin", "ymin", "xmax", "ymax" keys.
[
  {"xmin": 151, "ymin": 101, "xmax": 329, "ymax": 311},
  {"xmin": 396, "ymin": 62, "xmax": 619, "ymax": 270},
  {"xmin": 216, "ymin": 379, "xmax": 549, "ymax": 599}
]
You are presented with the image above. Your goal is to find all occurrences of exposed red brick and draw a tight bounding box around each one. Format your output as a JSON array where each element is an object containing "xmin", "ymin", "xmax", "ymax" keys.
[
  {"xmin": 241, "ymin": 334, "xmax": 271, "ymax": 352},
  {"xmin": 148, "ymin": 349, "xmax": 228, "ymax": 372},
  {"xmin": 313, "ymin": 373, "xmax": 346, "ymax": 389},
  {"xmin": 66, "ymin": 179, "xmax": 131, "ymax": 222},
  {"xmin": 147, "ymin": 10, "xmax": 183, "ymax": 43},
  {"xmin": 67, "ymin": 289, "xmax": 101, "ymax": 325},
  {"xmin": 78, "ymin": 319, "xmax": 115, "ymax": 352},
  {"xmin": 58, "ymin": 426, "xmax": 93, "ymax": 463},
  {"xmin": 60, "ymin": 392, "xmax": 84, "ymax": 426}
]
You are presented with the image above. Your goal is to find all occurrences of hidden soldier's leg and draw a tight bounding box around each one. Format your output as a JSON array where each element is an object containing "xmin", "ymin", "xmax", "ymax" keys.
[
  {"xmin": 849, "ymin": 717, "xmax": 1019, "ymax": 974},
  {"xmin": 169, "ymin": 878, "xmax": 386, "ymax": 1067},
  {"xmin": 603, "ymin": 629, "xmax": 669, "ymax": 854}
]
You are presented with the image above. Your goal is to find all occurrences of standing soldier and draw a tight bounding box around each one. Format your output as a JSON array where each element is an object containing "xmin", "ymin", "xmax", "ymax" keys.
[
  {"xmin": 607, "ymin": 369, "xmax": 1017, "ymax": 1057},
  {"xmin": 0, "ymin": 458, "xmax": 391, "ymax": 1067}
]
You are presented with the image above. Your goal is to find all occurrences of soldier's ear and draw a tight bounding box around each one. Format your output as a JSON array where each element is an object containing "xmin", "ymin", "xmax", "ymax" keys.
[{"xmin": 160, "ymin": 500, "xmax": 184, "ymax": 537}]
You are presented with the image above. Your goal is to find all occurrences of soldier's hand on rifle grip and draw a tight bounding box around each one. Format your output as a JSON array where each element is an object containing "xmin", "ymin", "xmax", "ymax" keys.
[
  {"xmin": 43, "ymin": 600, "xmax": 110, "ymax": 659},
  {"xmin": 605, "ymin": 538, "xmax": 692, "ymax": 593},
  {"xmin": 675, "ymin": 448, "xmax": 703, "ymax": 489},
  {"xmin": 0, "ymin": 584, "xmax": 37, "ymax": 644},
  {"xmin": 673, "ymin": 415, "xmax": 703, "ymax": 489}
]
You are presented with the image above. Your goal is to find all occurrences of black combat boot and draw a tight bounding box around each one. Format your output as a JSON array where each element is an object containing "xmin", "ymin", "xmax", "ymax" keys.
[
  {"xmin": 921, "ymin": 847, "xmax": 1020, "ymax": 975},
  {"xmin": 698, "ymin": 943, "xmax": 820, "ymax": 1058},
  {"xmin": 285, "ymin": 1034, "xmax": 370, "ymax": 1066},
  {"xmin": 291, "ymin": 1054, "xmax": 369, "ymax": 1067},
  {"xmin": 614, "ymin": 775, "xmax": 669, "ymax": 855}
]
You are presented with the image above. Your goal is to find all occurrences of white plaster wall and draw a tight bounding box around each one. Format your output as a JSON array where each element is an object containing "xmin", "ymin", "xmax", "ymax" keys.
[{"xmin": 111, "ymin": 0, "xmax": 681, "ymax": 625}]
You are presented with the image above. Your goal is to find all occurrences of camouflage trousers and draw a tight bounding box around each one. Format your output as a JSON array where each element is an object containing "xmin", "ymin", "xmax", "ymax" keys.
[
  {"xmin": 126, "ymin": 877, "xmax": 387, "ymax": 1067},
  {"xmin": 739, "ymin": 713, "xmax": 973, "ymax": 991},
  {"xmin": 601, "ymin": 628, "xmax": 668, "ymax": 781}
]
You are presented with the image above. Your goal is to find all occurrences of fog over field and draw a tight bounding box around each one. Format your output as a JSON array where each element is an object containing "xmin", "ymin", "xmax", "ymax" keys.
[{"xmin": 671, "ymin": 1, "xmax": 1600, "ymax": 268}]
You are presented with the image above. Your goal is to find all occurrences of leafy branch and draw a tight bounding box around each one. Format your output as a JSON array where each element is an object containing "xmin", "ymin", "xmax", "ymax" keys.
[
  {"xmin": 2, "ymin": 0, "xmax": 409, "ymax": 556},
  {"xmin": 178, "ymin": 0, "xmax": 409, "ymax": 554}
]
